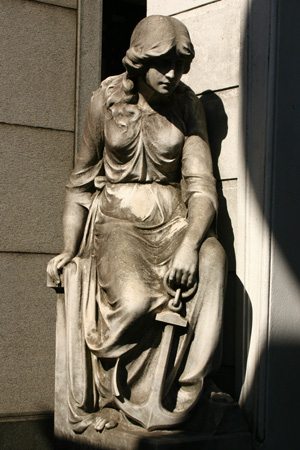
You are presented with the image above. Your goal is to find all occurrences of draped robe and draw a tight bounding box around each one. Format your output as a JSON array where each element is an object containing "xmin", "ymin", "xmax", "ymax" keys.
[{"xmin": 63, "ymin": 74, "xmax": 227, "ymax": 432}]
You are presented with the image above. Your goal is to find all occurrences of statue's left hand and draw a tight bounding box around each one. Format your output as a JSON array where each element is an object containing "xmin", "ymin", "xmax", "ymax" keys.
[
  {"xmin": 168, "ymin": 242, "xmax": 198, "ymax": 289},
  {"xmin": 47, "ymin": 252, "xmax": 75, "ymax": 285}
]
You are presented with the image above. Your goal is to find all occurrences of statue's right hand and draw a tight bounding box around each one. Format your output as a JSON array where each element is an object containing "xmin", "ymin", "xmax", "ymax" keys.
[{"xmin": 47, "ymin": 252, "xmax": 75, "ymax": 285}]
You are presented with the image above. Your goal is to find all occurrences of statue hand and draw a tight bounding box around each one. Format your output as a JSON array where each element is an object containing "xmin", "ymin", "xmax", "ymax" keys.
[
  {"xmin": 169, "ymin": 243, "xmax": 198, "ymax": 289},
  {"xmin": 47, "ymin": 252, "xmax": 75, "ymax": 285}
]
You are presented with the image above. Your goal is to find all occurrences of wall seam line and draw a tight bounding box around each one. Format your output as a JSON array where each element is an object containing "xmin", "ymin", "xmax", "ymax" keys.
[
  {"xmin": 170, "ymin": 0, "xmax": 222, "ymax": 17},
  {"xmin": 27, "ymin": 0, "xmax": 78, "ymax": 11},
  {"xmin": 0, "ymin": 121, "xmax": 74, "ymax": 133}
]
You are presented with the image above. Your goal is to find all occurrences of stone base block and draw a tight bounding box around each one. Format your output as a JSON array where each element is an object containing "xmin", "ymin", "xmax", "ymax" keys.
[{"xmin": 55, "ymin": 428, "xmax": 252, "ymax": 450}]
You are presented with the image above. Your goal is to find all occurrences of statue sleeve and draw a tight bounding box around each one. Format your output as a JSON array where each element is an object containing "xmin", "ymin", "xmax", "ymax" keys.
[
  {"xmin": 65, "ymin": 86, "xmax": 105, "ymax": 209},
  {"xmin": 181, "ymin": 92, "xmax": 218, "ymax": 212}
]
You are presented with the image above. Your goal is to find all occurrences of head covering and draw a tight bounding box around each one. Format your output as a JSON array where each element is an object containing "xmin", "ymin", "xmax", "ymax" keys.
[{"xmin": 123, "ymin": 15, "xmax": 195, "ymax": 75}]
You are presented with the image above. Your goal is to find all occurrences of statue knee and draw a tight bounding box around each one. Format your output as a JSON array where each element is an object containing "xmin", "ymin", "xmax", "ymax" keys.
[
  {"xmin": 120, "ymin": 289, "xmax": 149, "ymax": 320},
  {"xmin": 199, "ymin": 237, "xmax": 227, "ymax": 275}
]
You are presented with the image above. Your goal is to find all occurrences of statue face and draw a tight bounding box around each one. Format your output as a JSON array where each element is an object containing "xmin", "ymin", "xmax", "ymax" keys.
[{"xmin": 144, "ymin": 53, "xmax": 185, "ymax": 96}]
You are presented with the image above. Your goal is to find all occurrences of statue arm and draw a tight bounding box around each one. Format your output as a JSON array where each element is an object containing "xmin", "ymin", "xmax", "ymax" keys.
[
  {"xmin": 47, "ymin": 88, "xmax": 105, "ymax": 283},
  {"xmin": 169, "ymin": 97, "xmax": 217, "ymax": 288},
  {"xmin": 168, "ymin": 142, "xmax": 216, "ymax": 287}
]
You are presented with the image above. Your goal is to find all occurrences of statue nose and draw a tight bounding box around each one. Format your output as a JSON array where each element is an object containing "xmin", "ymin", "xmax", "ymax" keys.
[{"xmin": 165, "ymin": 68, "xmax": 175, "ymax": 80}]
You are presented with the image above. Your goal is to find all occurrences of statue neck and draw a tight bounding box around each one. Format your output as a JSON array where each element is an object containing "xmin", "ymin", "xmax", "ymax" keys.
[{"xmin": 137, "ymin": 76, "xmax": 168, "ymax": 109}]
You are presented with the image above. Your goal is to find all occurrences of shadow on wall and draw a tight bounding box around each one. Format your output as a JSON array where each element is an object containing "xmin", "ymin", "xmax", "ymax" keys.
[
  {"xmin": 201, "ymin": 90, "xmax": 252, "ymax": 401},
  {"xmin": 245, "ymin": 2, "xmax": 300, "ymax": 285},
  {"xmin": 239, "ymin": 0, "xmax": 300, "ymax": 448},
  {"xmin": 0, "ymin": 414, "xmax": 54, "ymax": 450},
  {"xmin": 203, "ymin": 2, "xmax": 300, "ymax": 448}
]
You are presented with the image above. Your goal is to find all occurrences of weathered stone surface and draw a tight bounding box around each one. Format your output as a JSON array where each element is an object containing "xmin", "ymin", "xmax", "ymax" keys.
[
  {"xmin": 222, "ymin": 273, "xmax": 236, "ymax": 367},
  {"xmin": 75, "ymin": 0, "xmax": 103, "ymax": 152},
  {"xmin": 56, "ymin": 429, "xmax": 252, "ymax": 450},
  {"xmin": 0, "ymin": 253, "xmax": 56, "ymax": 414},
  {"xmin": 216, "ymin": 88, "xmax": 239, "ymax": 180},
  {"xmin": 0, "ymin": 414, "xmax": 54, "ymax": 450},
  {"xmin": 147, "ymin": 0, "xmax": 219, "ymax": 16},
  {"xmin": 201, "ymin": 88, "xmax": 239, "ymax": 181},
  {"xmin": 32, "ymin": 0, "xmax": 77, "ymax": 8},
  {"xmin": 218, "ymin": 179, "xmax": 237, "ymax": 272},
  {"xmin": 180, "ymin": 0, "xmax": 240, "ymax": 94},
  {"xmin": 0, "ymin": 124, "xmax": 74, "ymax": 254},
  {"xmin": 0, "ymin": 0, "xmax": 76, "ymax": 130}
]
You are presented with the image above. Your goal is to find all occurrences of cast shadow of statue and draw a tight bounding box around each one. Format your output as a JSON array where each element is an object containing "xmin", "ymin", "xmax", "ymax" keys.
[{"xmin": 200, "ymin": 90, "xmax": 253, "ymax": 400}]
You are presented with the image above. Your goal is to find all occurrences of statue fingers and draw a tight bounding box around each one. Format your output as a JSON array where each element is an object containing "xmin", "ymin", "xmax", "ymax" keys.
[
  {"xmin": 50, "ymin": 262, "xmax": 61, "ymax": 285},
  {"xmin": 187, "ymin": 272, "xmax": 195, "ymax": 288},
  {"xmin": 47, "ymin": 255, "xmax": 63, "ymax": 284},
  {"xmin": 175, "ymin": 268, "xmax": 184, "ymax": 285},
  {"xmin": 56, "ymin": 256, "xmax": 70, "ymax": 270},
  {"xmin": 46, "ymin": 258, "xmax": 56, "ymax": 279},
  {"xmin": 181, "ymin": 266, "xmax": 196, "ymax": 288},
  {"xmin": 168, "ymin": 266, "xmax": 176, "ymax": 283},
  {"xmin": 180, "ymin": 271, "xmax": 189, "ymax": 287}
]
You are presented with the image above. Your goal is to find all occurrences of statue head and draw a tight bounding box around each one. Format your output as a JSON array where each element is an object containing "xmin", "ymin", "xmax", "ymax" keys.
[
  {"xmin": 105, "ymin": 16, "xmax": 194, "ymax": 107},
  {"xmin": 123, "ymin": 15, "xmax": 195, "ymax": 77}
]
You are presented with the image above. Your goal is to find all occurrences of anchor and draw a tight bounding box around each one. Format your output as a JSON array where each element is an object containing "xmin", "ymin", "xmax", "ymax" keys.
[{"xmin": 113, "ymin": 272, "xmax": 197, "ymax": 431}]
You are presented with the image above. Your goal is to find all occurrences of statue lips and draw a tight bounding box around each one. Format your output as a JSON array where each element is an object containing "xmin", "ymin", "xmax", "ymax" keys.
[{"xmin": 159, "ymin": 81, "xmax": 174, "ymax": 93}]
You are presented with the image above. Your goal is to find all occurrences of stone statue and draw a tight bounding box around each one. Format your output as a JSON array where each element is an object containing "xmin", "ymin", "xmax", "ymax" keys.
[{"xmin": 47, "ymin": 15, "xmax": 229, "ymax": 436}]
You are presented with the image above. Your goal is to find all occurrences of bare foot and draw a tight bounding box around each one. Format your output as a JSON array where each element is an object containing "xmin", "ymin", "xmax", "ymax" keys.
[{"xmin": 94, "ymin": 408, "xmax": 120, "ymax": 432}]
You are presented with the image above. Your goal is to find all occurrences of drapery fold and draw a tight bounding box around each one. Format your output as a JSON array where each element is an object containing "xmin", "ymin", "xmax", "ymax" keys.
[
  {"xmin": 63, "ymin": 184, "xmax": 226, "ymax": 433},
  {"xmin": 60, "ymin": 74, "xmax": 226, "ymax": 432}
]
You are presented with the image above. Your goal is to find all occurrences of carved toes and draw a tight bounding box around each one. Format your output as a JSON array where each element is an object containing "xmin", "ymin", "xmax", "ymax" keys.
[{"xmin": 94, "ymin": 409, "xmax": 119, "ymax": 432}]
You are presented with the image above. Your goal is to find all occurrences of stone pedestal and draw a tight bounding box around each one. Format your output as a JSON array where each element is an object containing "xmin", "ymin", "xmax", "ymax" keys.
[{"xmin": 55, "ymin": 428, "xmax": 252, "ymax": 450}]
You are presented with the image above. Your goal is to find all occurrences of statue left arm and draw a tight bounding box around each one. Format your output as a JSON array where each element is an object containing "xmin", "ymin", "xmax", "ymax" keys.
[{"xmin": 169, "ymin": 96, "xmax": 217, "ymax": 288}]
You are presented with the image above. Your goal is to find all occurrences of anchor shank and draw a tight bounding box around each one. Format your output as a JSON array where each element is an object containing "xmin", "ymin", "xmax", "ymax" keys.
[
  {"xmin": 113, "ymin": 312, "xmax": 188, "ymax": 431},
  {"xmin": 148, "ymin": 324, "xmax": 175, "ymax": 404}
]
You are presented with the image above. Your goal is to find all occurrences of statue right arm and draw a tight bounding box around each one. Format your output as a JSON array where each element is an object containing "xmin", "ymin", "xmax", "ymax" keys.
[
  {"xmin": 47, "ymin": 87, "xmax": 105, "ymax": 284},
  {"xmin": 47, "ymin": 202, "xmax": 88, "ymax": 284}
]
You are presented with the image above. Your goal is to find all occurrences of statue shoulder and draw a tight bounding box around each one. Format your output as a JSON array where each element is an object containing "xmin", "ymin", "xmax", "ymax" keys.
[
  {"xmin": 87, "ymin": 74, "xmax": 125, "ymax": 118},
  {"xmin": 176, "ymin": 81, "xmax": 200, "ymax": 106},
  {"xmin": 175, "ymin": 81, "xmax": 204, "ymax": 127},
  {"xmin": 99, "ymin": 74, "xmax": 127, "ymax": 107}
]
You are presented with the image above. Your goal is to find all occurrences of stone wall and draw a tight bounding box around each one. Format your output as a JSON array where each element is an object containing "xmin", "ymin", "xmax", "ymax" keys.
[
  {"xmin": 0, "ymin": 0, "xmax": 77, "ymax": 413},
  {"xmin": 0, "ymin": 1, "xmax": 102, "ymax": 448}
]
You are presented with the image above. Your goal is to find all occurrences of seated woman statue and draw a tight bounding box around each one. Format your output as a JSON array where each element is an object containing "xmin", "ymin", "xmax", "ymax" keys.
[{"xmin": 47, "ymin": 15, "xmax": 227, "ymax": 433}]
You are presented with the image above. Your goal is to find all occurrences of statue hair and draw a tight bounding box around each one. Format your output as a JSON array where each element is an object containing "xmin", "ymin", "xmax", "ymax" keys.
[{"xmin": 105, "ymin": 15, "xmax": 195, "ymax": 108}]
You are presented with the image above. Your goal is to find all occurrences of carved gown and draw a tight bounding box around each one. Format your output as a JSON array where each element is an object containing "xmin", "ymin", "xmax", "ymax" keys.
[{"xmin": 63, "ymin": 74, "xmax": 226, "ymax": 432}]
